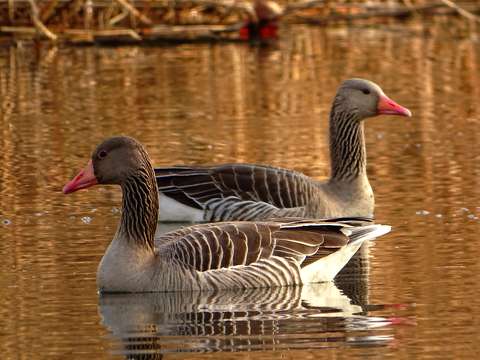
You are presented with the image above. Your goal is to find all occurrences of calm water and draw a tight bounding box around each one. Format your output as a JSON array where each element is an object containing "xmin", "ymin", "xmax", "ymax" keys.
[{"xmin": 1, "ymin": 23, "xmax": 480, "ymax": 359}]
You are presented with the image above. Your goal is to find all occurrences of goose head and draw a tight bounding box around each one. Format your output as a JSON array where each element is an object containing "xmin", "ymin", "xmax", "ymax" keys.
[
  {"xmin": 63, "ymin": 136, "xmax": 150, "ymax": 194},
  {"xmin": 335, "ymin": 78, "xmax": 411, "ymax": 120}
]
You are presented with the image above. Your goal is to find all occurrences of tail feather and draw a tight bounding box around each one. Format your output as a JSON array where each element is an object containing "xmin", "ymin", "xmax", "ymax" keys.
[
  {"xmin": 346, "ymin": 224, "xmax": 391, "ymax": 243},
  {"xmin": 300, "ymin": 224, "xmax": 391, "ymax": 284}
]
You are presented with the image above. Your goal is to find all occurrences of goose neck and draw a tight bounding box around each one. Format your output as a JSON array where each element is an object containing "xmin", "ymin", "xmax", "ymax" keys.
[
  {"xmin": 329, "ymin": 101, "xmax": 367, "ymax": 182},
  {"xmin": 118, "ymin": 168, "xmax": 159, "ymax": 251}
]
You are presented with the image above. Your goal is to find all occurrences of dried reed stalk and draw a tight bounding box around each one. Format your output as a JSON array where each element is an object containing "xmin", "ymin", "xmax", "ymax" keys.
[
  {"xmin": 8, "ymin": 0, "xmax": 14, "ymax": 22},
  {"xmin": 85, "ymin": 0, "xmax": 93, "ymax": 30},
  {"xmin": 114, "ymin": 0, "xmax": 152, "ymax": 25},
  {"xmin": 28, "ymin": 0, "xmax": 58, "ymax": 40},
  {"xmin": 439, "ymin": 0, "xmax": 480, "ymax": 23}
]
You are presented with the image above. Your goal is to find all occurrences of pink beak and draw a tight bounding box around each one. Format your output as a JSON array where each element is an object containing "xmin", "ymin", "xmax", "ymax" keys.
[
  {"xmin": 377, "ymin": 94, "xmax": 412, "ymax": 117},
  {"xmin": 63, "ymin": 160, "xmax": 98, "ymax": 194}
]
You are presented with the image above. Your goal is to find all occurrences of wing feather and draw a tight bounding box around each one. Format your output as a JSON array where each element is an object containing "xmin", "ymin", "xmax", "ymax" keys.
[
  {"xmin": 155, "ymin": 164, "xmax": 318, "ymax": 210},
  {"xmin": 156, "ymin": 219, "xmax": 366, "ymax": 274}
]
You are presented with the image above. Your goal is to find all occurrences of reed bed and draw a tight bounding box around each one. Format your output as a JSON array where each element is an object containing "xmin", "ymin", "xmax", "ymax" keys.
[{"xmin": 0, "ymin": 0, "xmax": 479, "ymax": 44}]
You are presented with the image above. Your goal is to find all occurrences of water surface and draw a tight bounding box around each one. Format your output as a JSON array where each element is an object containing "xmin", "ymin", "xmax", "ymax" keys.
[{"xmin": 1, "ymin": 23, "xmax": 480, "ymax": 359}]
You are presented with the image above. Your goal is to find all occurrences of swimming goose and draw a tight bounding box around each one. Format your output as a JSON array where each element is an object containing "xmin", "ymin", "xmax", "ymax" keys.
[
  {"xmin": 63, "ymin": 136, "xmax": 391, "ymax": 293},
  {"xmin": 155, "ymin": 78, "xmax": 411, "ymax": 222}
]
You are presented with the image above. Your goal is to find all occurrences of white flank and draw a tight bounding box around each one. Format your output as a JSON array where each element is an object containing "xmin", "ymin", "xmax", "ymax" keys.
[
  {"xmin": 158, "ymin": 193, "xmax": 204, "ymax": 222},
  {"xmin": 300, "ymin": 224, "xmax": 391, "ymax": 283}
]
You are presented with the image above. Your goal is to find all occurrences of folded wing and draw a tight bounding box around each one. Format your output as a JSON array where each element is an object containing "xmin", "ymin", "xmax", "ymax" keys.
[
  {"xmin": 156, "ymin": 164, "xmax": 321, "ymax": 221},
  {"xmin": 155, "ymin": 218, "xmax": 389, "ymax": 289},
  {"xmin": 155, "ymin": 163, "xmax": 317, "ymax": 209},
  {"xmin": 157, "ymin": 219, "xmax": 365, "ymax": 272}
]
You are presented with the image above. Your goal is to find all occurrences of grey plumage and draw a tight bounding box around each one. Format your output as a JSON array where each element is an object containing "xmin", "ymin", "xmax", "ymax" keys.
[{"xmin": 155, "ymin": 79, "xmax": 410, "ymax": 222}]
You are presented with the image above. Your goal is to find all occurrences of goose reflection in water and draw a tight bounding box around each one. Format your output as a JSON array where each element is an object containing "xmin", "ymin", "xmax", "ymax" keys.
[{"xmin": 99, "ymin": 280, "xmax": 397, "ymax": 358}]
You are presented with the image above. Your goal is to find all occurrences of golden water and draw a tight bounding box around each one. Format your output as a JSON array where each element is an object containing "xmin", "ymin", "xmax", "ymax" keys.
[{"xmin": 1, "ymin": 23, "xmax": 480, "ymax": 359}]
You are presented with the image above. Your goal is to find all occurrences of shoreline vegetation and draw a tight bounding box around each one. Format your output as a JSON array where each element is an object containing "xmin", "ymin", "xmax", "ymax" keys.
[{"xmin": 0, "ymin": 0, "xmax": 479, "ymax": 45}]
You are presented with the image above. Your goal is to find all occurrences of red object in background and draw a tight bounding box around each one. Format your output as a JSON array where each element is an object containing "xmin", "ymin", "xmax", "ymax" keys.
[
  {"xmin": 239, "ymin": 21, "xmax": 278, "ymax": 40},
  {"xmin": 239, "ymin": 25, "xmax": 250, "ymax": 40},
  {"xmin": 260, "ymin": 23, "xmax": 278, "ymax": 39}
]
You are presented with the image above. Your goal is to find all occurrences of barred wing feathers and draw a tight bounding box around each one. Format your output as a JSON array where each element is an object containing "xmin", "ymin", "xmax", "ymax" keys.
[
  {"xmin": 155, "ymin": 219, "xmax": 388, "ymax": 288},
  {"xmin": 158, "ymin": 222, "xmax": 276, "ymax": 272},
  {"xmin": 155, "ymin": 164, "xmax": 318, "ymax": 210}
]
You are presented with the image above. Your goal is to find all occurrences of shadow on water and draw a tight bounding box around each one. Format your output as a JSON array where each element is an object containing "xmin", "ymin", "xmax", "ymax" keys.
[{"xmin": 99, "ymin": 281, "xmax": 396, "ymax": 358}]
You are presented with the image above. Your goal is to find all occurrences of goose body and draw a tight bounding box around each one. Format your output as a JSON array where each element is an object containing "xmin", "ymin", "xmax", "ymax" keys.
[
  {"xmin": 63, "ymin": 136, "xmax": 391, "ymax": 293},
  {"xmin": 98, "ymin": 219, "xmax": 389, "ymax": 292},
  {"xmin": 156, "ymin": 163, "xmax": 373, "ymax": 222},
  {"xmin": 156, "ymin": 79, "xmax": 411, "ymax": 222}
]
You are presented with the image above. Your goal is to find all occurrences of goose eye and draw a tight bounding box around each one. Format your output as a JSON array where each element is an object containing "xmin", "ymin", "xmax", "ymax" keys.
[
  {"xmin": 98, "ymin": 150, "xmax": 108, "ymax": 159},
  {"xmin": 362, "ymin": 89, "xmax": 371, "ymax": 95}
]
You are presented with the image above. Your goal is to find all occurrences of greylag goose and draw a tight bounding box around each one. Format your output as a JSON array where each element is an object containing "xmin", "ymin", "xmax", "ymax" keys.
[
  {"xmin": 155, "ymin": 78, "xmax": 411, "ymax": 222},
  {"xmin": 63, "ymin": 136, "xmax": 391, "ymax": 293}
]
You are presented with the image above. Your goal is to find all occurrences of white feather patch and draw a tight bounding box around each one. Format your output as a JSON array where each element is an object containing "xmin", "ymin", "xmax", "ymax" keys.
[
  {"xmin": 158, "ymin": 194, "xmax": 204, "ymax": 222},
  {"xmin": 300, "ymin": 241, "xmax": 364, "ymax": 283},
  {"xmin": 300, "ymin": 224, "xmax": 391, "ymax": 283}
]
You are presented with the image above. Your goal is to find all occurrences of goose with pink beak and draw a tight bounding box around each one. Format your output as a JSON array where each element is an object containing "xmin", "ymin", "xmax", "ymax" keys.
[{"xmin": 153, "ymin": 78, "xmax": 412, "ymax": 222}]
